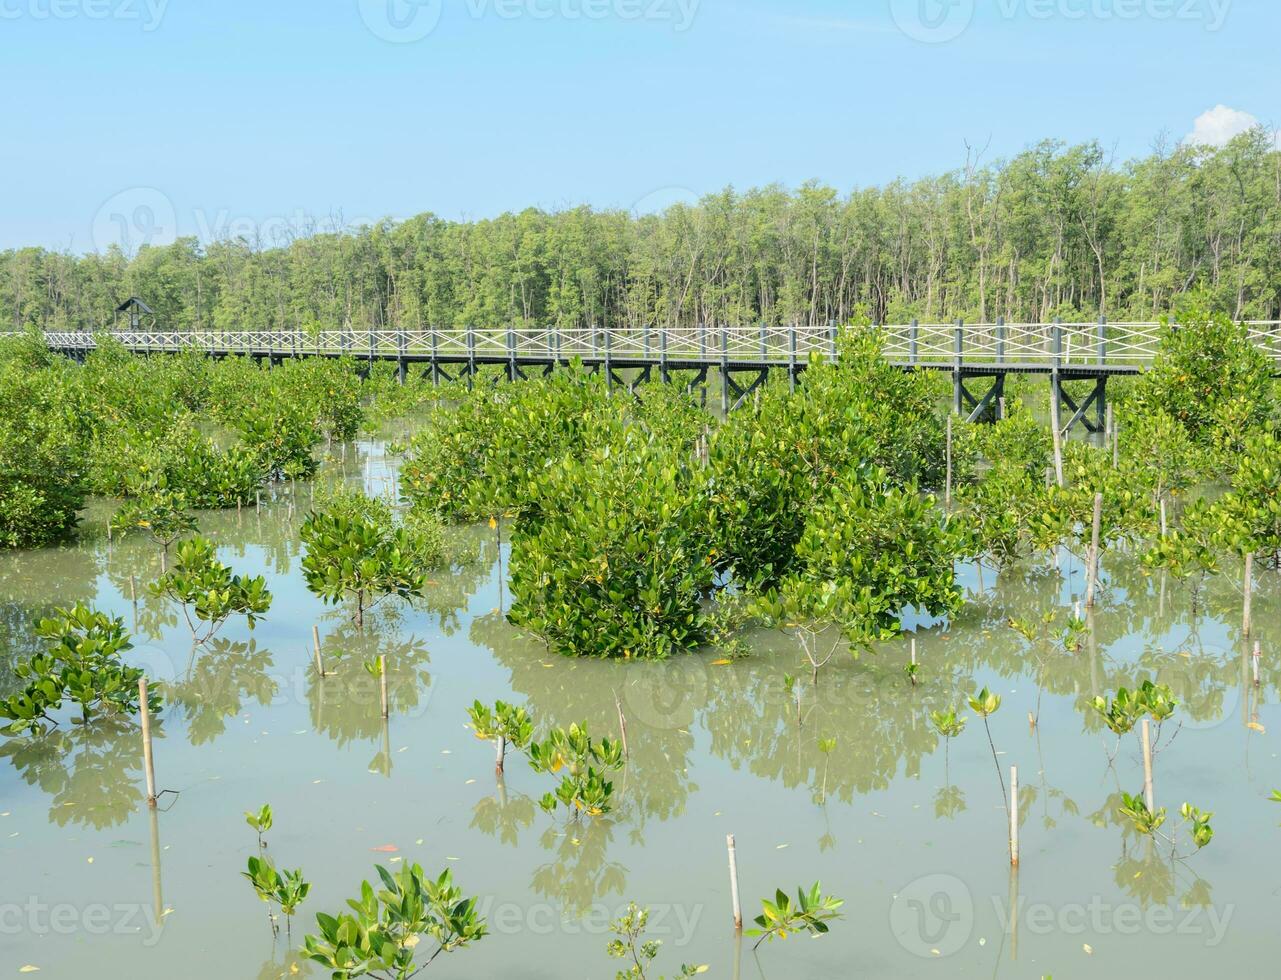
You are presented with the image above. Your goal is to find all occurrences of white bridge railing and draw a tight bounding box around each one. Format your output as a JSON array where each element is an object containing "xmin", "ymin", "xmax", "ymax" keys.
[{"xmin": 16, "ymin": 321, "xmax": 1281, "ymax": 367}]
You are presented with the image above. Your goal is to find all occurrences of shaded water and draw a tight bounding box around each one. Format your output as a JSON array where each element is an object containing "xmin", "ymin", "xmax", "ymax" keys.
[{"xmin": 1, "ymin": 427, "xmax": 1278, "ymax": 979}]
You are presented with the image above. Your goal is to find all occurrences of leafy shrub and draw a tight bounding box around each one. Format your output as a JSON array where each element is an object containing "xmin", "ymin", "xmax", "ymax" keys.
[
  {"xmin": 764, "ymin": 467, "xmax": 965, "ymax": 647},
  {"xmin": 1133, "ymin": 306, "xmax": 1275, "ymax": 449},
  {"xmin": 300, "ymin": 489, "xmax": 441, "ymax": 627},
  {"xmin": 0, "ymin": 604, "xmax": 158, "ymax": 735},
  {"xmin": 150, "ymin": 536, "xmax": 273, "ymax": 642},
  {"xmin": 0, "ymin": 359, "xmax": 86, "ymax": 547},
  {"xmin": 507, "ymin": 433, "xmax": 714, "ymax": 659}
]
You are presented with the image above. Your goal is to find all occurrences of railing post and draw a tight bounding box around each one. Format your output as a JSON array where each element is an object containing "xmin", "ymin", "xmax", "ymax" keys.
[
  {"xmin": 429, "ymin": 325, "xmax": 439, "ymax": 384},
  {"xmin": 659, "ymin": 324, "xmax": 669, "ymax": 384},
  {"xmin": 1096, "ymin": 314, "xmax": 1107, "ymax": 365},
  {"xmin": 759, "ymin": 321, "xmax": 767, "ymax": 360},
  {"xmin": 952, "ymin": 319, "xmax": 964, "ymax": 416},
  {"xmin": 720, "ymin": 324, "xmax": 731, "ymax": 413},
  {"xmin": 789, "ymin": 324, "xmax": 798, "ymax": 394},
  {"xmin": 909, "ymin": 318, "xmax": 919, "ymax": 366},
  {"xmin": 466, "ymin": 325, "xmax": 476, "ymax": 390},
  {"xmin": 828, "ymin": 319, "xmax": 838, "ymax": 358},
  {"xmin": 552, "ymin": 323, "xmax": 562, "ymax": 369},
  {"xmin": 643, "ymin": 324, "xmax": 651, "ymax": 360},
  {"xmin": 604, "ymin": 324, "xmax": 612, "ymax": 392},
  {"xmin": 397, "ymin": 328, "xmax": 407, "ymax": 385},
  {"xmin": 996, "ymin": 315, "xmax": 1006, "ymax": 363},
  {"xmin": 507, "ymin": 325, "xmax": 517, "ymax": 382}
]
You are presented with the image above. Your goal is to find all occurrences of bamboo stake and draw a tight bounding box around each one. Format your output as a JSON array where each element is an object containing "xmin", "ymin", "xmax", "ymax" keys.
[
  {"xmin": 312, "ymin": 625, "xmax": 325, "ymax": 677},
  {"xmin": 945, "ymin": 414, "xmax": 953, "ymax": 510},
  {"xmin": 1159, "ymin": 497, "xmax": 1168, "ymax": 538},
  {"xmin": 1242, "ymin": 552, "xmax": 1254, "ymax": 639},
  {"xmin": 614, "ymin": 691, "xmax": 630, "ymax": 759},
  {"xmin": 998, "ymin": 395, "xmax": 1006, "ymax": 421},
  {"xmin": 1086, "ymin": 493, "xmax": 1103, "ymax": 608},
  {"xmin": 379, "ymin": 655, "xmax": 389, "ymax": 719},
  {"xmin": 1009, "ymin": 765, "xmax": 1019, "ymax": 867},
  {"xmin": 495, "ymin": 734, "xmax": 505, "ymax": 775},
  {"xmin": 727, "ymin": 834, "xmax": 742, "ymax": 931},
  {"xmin": 1050, "ymin": 390, "xmax": 1064, "ymax": 488},
  {"xmin": 1141, "ymin": 719, "xmax": 1154, "ymax": 812},
  {"xmin": 1252, "ymin": 641, "xmax": 1261, "ymax": 688},
  {"xmin": 140, "ymin": 677, "xmax": 157, "ymax": 807}
]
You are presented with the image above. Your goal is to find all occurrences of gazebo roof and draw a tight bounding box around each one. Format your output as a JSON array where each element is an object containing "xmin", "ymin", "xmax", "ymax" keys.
[{"xmin": 115, "ymin": 296, "xmax": 154, "ymax": 314}]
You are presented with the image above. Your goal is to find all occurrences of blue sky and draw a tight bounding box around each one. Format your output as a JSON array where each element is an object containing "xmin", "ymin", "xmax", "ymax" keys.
[{"xmin": 1, "ymin": 0, "xmax": 1277, "ymax": 252}]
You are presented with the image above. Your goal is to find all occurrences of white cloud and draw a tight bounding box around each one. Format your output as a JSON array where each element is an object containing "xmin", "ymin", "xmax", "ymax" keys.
[{"xmin": 1186, "ymin": 105, "xmax": 1279, "ymax": 149}]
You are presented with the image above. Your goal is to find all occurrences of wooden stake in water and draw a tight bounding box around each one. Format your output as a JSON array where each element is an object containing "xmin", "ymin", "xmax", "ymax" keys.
[
  {"xmin": 140, "ymin": 677, "xmax": 157, "ymax": 808},
  {"xmin": 129, "ymin": 574, "xmax": 137, "ymax": 606},
  {"xmin": 1141, "ymin": 719, "xmax": 1155, "ymax": 812},
  {"xmin": 495, "ymin": 733, "xmax": 506, "ymax": 775},
  {"xmin": 998, "ymin": 396, "xmax": 1006, "ymax": 421},
  {"xmin": 1050, "ymin": 392, "xmax": 1064, "ymax": 488},
  {"xmin": 614, "ymin": 691, "xmax": 630, "ymax": 759},
  {"xmin": 1009, "ymin": 765, "xmax": 1019, "ymax": 867},
  {"xmin": 1085, "ymin": 493, "xmax": 1103, "ymax": 608},
  {"xmin": 379, "ymin": 655, "xmax": 389, "ymax": 720},
  {"xmin": 945, "ymin": 415, "xmax": 953, "ymax": 510},
  {"xmin": 727, "ymin": 834, "xmax": 743, "ymax": 931},
  {"xmin": 312, "ymin": 625, "xmax": 325, "ymax": 678},
  {"xmin": 1242, "ymin": 552, "xmax": 1254, "ymax": 639},
  {"xmin": 1159, "ymin": 497, "xmax": 1168, "ymax": 538}
]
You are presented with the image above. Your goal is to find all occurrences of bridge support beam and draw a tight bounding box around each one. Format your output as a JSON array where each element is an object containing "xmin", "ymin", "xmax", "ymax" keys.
[
  {"xmin": 956, "ymin": 372, "xmax": 1006, "ymax": 424},
  {"xmin": 1056, "ymin": 376, "xmax": 1107, "ymax": 436}
]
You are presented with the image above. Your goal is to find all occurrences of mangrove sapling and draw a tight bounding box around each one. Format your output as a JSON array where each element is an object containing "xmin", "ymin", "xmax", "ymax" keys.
[
  {"xmin": 606, "ymin": 903, "xmax": 708, "ymax": 979},
  {"xmin": 302, "ymin": 864, "xmax": 487, "ymax": 978},
  {"xmin": 468, "ymin": 700, "xmax": 533, "ymax": 776},
  {"xmin": 149, "ymin": 536, "xmax": 272, "ymax": 644},
  {"xmin": 1117, "ymin": 795, "xmax": 1214, "ymax": 858},
  {"xmin": 0, "ymin": 604, "xmax": 159, "ymax": 736},
  {"xmin": 244, "ymin": 855, "xmax": 310, "ymax": 942},
  {"xmin": 300, "ymin": 489, "xmax": 438, "ymax": 629},
  {"xmin": 246, "ymin": 803, "xmax": 273, "ymax": 850},
  {"xmin": 969, "ymin": 687, "xmax": 1009, "ymax": 826},
  {"xmin": 110, "ymin": 490, "xmax": 198, "ymax": 571},
  {"xmin": 817, "ymin": 737, "xmax": 837, "ymax": 804},
  {"xmin": 527, "ymin": 722, "xmax": 626, "ymax": 818},
  {"xmin": 745, "ymin": 883, "xmax": 844, "ymax": 951}
]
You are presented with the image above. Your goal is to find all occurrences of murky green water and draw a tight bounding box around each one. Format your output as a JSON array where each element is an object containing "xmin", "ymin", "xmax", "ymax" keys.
[{"xmin": 1, "ymin": 427, "xmax": 1277, "ymax": 979}]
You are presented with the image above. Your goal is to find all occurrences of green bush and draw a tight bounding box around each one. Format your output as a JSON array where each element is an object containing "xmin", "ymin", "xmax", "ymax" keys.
[
  {"xmin": 508, "ymin": 433, "xmax": 714, "ymax": 659},
  {"xmin": 0, "ymin": 359, "xmax": 86, "ymax": 547}
]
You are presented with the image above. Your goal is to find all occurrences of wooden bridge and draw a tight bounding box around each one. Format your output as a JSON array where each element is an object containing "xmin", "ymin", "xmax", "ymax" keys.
[{"xmin": 25, "ymin": 319, "xmax": 1281, "ymax": 434}]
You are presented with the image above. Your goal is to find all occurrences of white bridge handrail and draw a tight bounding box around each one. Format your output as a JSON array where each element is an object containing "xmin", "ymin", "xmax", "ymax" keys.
[{"xmin": 10, "ymin": 321, "xmax": 1281, "ymax": 365}]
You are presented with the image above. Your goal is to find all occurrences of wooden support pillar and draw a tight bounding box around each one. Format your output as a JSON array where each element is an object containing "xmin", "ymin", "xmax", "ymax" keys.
[
  {"xmin": 720, "ymin": 324, "xmax": 730, "ymax": 414},
  {"xmin": 952, "ymin": 319, "xmax": 964, "ymax": 416},
  {"xmin": 909, "ymin": 318, "xmax": 919, "ymax": 366},
  {"xmin": 789, "ymin": 325, "xmax": 798, "ymax": 394}
]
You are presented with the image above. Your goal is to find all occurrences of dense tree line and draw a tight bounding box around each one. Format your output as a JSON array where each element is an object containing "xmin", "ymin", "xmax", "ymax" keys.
[{"xmin": 5, "ymin": 132, "xmax": 1281, "ymax": 333}]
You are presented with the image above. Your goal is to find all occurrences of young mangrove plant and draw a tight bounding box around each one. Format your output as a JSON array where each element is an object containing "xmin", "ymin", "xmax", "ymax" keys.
[
  {"xmin": 150, "ymin": 536, "xmax": 272, "ymax": 644},
  {"xmin": 246, "ymin": 803, "xmax": 273, "ymax": 850},
  {"xmin": 0, "ymin": 604, "xmax": 159, "ymax": 736},
  {"xmin": 745, "ymin": 883, "xmax": 844, "ymax": 951},
  {"xmin": 1117, "ymin": 796, "xmax": 1214, "ymax": 856},
  {"xmin": 467, "ymin": 702, "xmax": 625, "ymax": 817},
  {"xmin": 110, "ymin": 489, "xmax": 198, "ymax": 570},
  {"xmin": 968, "ymin": 686, "xmax": 1008, "ymax": 827},
  {"xmin": 302, "ymin": 864, "xmax": 487, "ymax": 978},
  {"xmin": 528, "ymin": 722, "xmax": 626, "ymax": 818},
  {"xmin": 606, "ymin": 903, "xmax": 708, "ymax": 979},
  {"xmin": 244, "ymin": 854, "xmax": 310, "ymax": 942},
  {"xmin": 300, "ymin": 489, "xmax": 439, "ymax": 628},
  {"xmin": 468, "ymin": 700, "xmax": 533, "ymax": 775}
]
